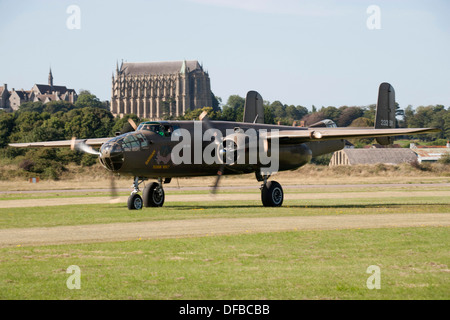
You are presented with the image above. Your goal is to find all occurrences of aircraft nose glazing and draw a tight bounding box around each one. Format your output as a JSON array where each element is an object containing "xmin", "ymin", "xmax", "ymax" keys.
[{"xmin": 99, "ymin": 142, "xmax": 124, "ymax": 172}]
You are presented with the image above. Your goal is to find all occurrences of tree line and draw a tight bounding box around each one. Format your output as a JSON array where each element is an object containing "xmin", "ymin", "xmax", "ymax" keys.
[{"xmin": 179, "ymin": 95, "xmax": 449, "ymax": 141}]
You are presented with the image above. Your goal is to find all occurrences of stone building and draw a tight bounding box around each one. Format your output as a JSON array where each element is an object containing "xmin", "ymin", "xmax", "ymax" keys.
[
  {"xmin": 0, "ymin": 69, "xmax": 77, "ymax": 111},
  {"xmin": 0, "ymin": 84, "xmax": 11, "ymax": 109},
  {"xmin": 29, "ymin": 69, "xmax": 77, "ymax": 104},
  {"xmin": 9, "ymin": 89, "xmax": 31, "ymax": 110},
  {"xmin": 110, "ymin": 60, "xmax": 213, "ymax": 119},
  {"xmin": 410, "ymin": 143, "xmax": 450, "ymax": 163}
]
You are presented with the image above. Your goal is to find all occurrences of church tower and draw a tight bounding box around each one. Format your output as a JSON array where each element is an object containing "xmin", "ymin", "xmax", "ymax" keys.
[{"xmin": 48, "ymin": 68, "xmax": 54, "ymax": 88}]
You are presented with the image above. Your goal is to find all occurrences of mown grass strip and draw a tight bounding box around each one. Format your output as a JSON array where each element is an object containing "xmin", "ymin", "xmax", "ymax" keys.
[
  {"xmin": 1, "ymin": 196, "xmax": 449, "ymax": 229},
  {"xmin": 0, "ymin": 227, "xmax": 448, "ymax": 300}
]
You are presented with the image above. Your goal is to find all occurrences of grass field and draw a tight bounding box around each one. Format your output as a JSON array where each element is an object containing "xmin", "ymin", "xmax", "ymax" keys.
[
  {"xmin": 0, "ymin": 169, "xmax": 449, "ymax": 300},
  {"xmin": 1, "ymin": 227, "xmax": 448, "ymax": 300}
]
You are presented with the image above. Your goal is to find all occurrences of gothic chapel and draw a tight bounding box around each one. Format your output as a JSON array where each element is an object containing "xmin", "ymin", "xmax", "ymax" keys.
[{"xmin": 110, "ymin": 60, "xmax": 213, "ymax": 119}]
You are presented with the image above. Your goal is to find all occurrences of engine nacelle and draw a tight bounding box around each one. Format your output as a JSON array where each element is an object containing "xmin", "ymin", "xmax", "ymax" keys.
[
  {"xmin": 218, "ymin": 132, "xmax": 248, "ymax": 165},
  {"xmin": 278, "ymin": 144, "xmax": 312, "ymax": 171},
  {"xmin": 216, "ymin": 132, "xmax": 313, "ymax": 173}
]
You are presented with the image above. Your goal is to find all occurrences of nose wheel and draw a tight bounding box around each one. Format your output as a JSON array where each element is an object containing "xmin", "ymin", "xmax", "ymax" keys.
[{"xmin": 127, "ymin": 193, "xmax": 143, "ymax": 210}]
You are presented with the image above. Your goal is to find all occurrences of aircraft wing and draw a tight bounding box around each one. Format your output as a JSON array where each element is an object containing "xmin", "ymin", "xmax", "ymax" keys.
[
  {"xmin": 8, "ymin": 137, "xmax": 113, "ymax": 149},
  {"xmin": 262, "ymin": 127, "xmax": 440, "ymax": 144}
]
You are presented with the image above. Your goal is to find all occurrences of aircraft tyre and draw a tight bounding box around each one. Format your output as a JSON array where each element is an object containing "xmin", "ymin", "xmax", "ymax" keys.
[
  {"xmin": 261, "ymin": 181, "xmax": 284, "ymax": 207},
  {"xmin": 128, "ymin": 193, "xmax": 143, "ymax": 210},
  {"xmin": 143, "ymin": 182, "xmax": 165, "ymax": 207}
]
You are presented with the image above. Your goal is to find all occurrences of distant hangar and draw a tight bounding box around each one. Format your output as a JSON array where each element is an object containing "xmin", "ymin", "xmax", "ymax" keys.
[
  {"xmin": 329, "ymin": 142, "xmax": 450, "ymax": 166},
  {"xmin": 329, "ymin": 148, "xmax": 417, "ymax": 166}
]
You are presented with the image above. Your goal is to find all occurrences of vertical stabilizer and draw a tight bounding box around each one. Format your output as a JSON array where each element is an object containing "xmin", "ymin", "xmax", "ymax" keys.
[
  {"xmin": 374, "ymin": 82, "xmax": 396, "ymax": 145},
  {"xmin": 243, "ymin": 91, "xmax": 264, "ymax": 124}
]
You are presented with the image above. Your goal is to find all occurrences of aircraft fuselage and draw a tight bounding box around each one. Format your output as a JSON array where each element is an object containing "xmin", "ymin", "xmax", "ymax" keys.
[{"xmin": 99, "ymin": 120, "xmax": 345, "ymax": 179}]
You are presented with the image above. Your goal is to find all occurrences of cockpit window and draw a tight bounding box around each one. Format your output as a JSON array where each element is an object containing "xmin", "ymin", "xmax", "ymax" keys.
[
  {"xmin": 101, "ymin": 133, "xmax": 149, "ymax": 153},
  {"xmin": 323, "ymin": 119, "xmax": 337, "ymax": 128},
  {"xmin": 138, "ymin": 124, "xmax": 160, "ymax": 133},
  {"xmin": 121, "ymin": 133, "xmax": 149, "ymax": 151},
  {"xmin": 122, "ymin": 135, "xmax": 140, "ymax": 151},
  {"xmin": 138, "ymin": 122, "xmax": 175, "ymax": 137},
  {"xmin": 136, "ymin": 133, "xmax": 148, "ymax": 149}
]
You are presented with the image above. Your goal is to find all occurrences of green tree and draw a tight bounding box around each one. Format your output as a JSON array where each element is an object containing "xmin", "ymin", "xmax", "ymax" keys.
[
  {"xmin": 42, "ymin": 100, "xmax": 76, "ymax": 114},
  {"xmin": 264, "ymin": 105, "xmax": 275, "ymax": 124},
  {"xmin": 300, "ymin": 111, "xmax": 327, "ymax": 126},
  {"xmin": 63, "ymin": 107, "xmax": 114, "ymax": 139},
  {"xmin": 363, "ymin": 104, "xmax": 376, "ymax": 122},
  {"xmin": 349, "ymin": 117, "xmax": 374, "ymax": 127},
  {"xmin": 75, "ymin": 90, "xmax": 105, "ymax": 109},
  {"xmin": 428, "ymin": 107, "xmax": 448, "ymax": 139},
  {"xmin": 295, "ymin": 105, "xmax": 309, "ymax": 120},
  {"xmin": 319, "ymin": 106, "xmax": 341, "ymax": 122},
  {"xmin": 180, "ymin": 107, "xmax": 221, "ymax": 121},
  {"xmin": 224, "ymin": 95, "xmax": 245, "ymax": 122},
  {"xmin": 404, "ymin": 105, "xmax": 449, "ymax": 141},
  {"xmin": 0, "ymin": 112, "xmax": 15, "ymax": 147},
  {"xmin": 284, "ymin": 105, "xmax": 298, "ymax": 122},
  {"xmin": 337, "ymin": 107, "xmax": 364, "ymax": 127},
  {"xmin": 111, "ymin": 113, "xmax": 140, "ymax": 135},
  {"xmin": 271, "ymin": 101, "xmax": 285, "ymax": 119},
  {"xmin": 18, "ymin": 101, "xmax": 44, "ymax": 113},
  {"xmin": 9, "ymin": 111, "xmax": 45, "ymax": 142},
  {"xmin": 220, "ymin": 106, "xmax": 236, "ymax": 121}
]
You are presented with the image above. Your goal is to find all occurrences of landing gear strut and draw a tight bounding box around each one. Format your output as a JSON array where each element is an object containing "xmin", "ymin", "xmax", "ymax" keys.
[
  {"xmin": 127, "ymin": 177, "xmax": 145, "ymax": 210},
  {"xmin": 258, "ymin": 173, "xmax": 284, "ymax": 207},
  {"xmin": 127, "ymin": 177, "xmax": 166, "ymax": 210}
]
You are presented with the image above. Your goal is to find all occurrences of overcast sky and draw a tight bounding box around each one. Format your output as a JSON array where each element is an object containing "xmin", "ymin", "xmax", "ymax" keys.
[{"xmin": 0, "ymin": 0, "xmax": 448, "ymax": 110}]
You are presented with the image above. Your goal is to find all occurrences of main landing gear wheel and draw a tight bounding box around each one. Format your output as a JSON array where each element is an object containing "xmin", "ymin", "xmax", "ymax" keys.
[
  {"xmin": 127, "ymin": 193, "xmax": 143, "ymax": 210},
  {"xmin": 143, "ymin": 182, "xmax": 165, "ymax": 207},
  {"xmin": 261, "ymin": 181, "xmax": 284, "ymax": 207}
]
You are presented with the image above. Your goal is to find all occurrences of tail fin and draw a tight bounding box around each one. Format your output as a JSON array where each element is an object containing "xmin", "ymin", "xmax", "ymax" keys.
[
  {"xmin": 243, "ymin": 91, "xmax": 264, "ymax": 124},
  {"xmin": 374, "ymin": 82, "xmax": 396, "ymax": 145}
]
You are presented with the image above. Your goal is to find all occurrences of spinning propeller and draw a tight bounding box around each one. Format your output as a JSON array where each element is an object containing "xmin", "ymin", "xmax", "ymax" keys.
[
  {"xmin": 70, "ymin": 137, "xmax": 101, "ymax": 155},
  {"xmin": 199, "ymin": 111, "xmax": 247, "ymax": 194},
  {"xmin": 70, "ymin": 118, "xmax": 138, "ymax": 202},
  {"xmin": 199, "ymin": 111, "xmax": 224, "ymax": 193}
]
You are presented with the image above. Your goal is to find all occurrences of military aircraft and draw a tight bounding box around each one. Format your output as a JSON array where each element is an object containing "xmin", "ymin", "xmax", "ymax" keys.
[{"xmin": 9, "ymin": 83, "xmax": 439, "ymax": 209}]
